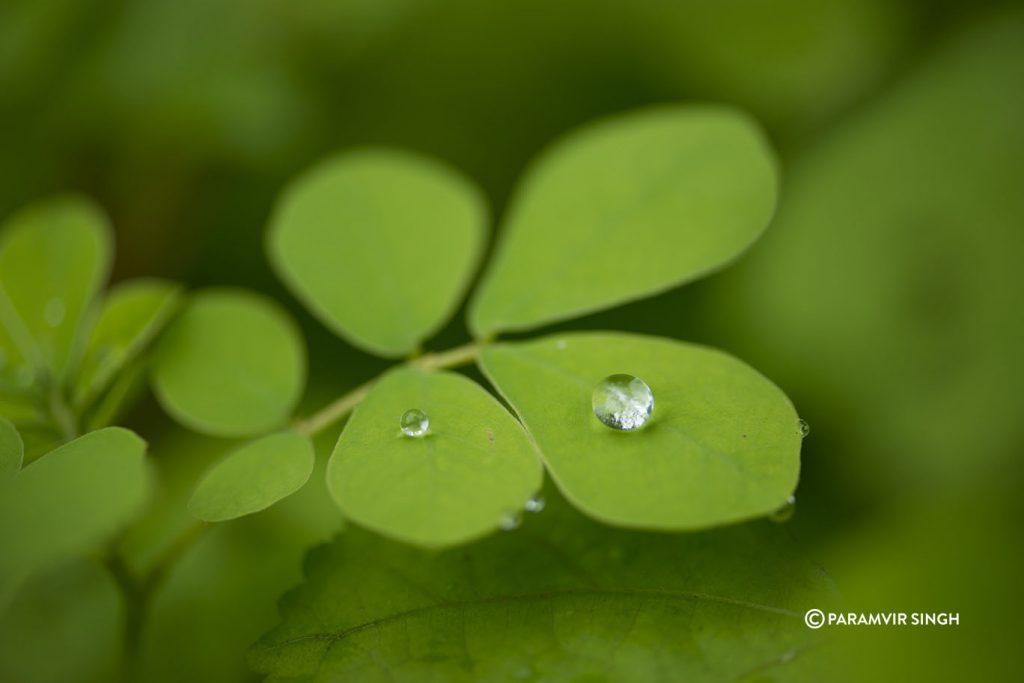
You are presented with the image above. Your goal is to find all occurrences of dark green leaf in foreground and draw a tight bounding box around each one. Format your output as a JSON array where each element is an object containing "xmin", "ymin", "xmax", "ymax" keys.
[
  {"xmin": 251, "ymin": 492, "xmax": 836, "ymax": 682},
  {"xmin": 0, "ymin": 418, "xmax": 22, "ymax": 480},
  {"xmin": 0, "ymin": 196, "xmax": 112, "ymax": 380},
  {"xmin": 0, "ymin": 427, "xmax": 149, "ymax": 602},
  {"xmin": 73, "ymin": 278, "xmax": 182, "ymax": 408},
  {"xmin": 189, "ymin": 431, "xmax": 315, "ymax": 522},
  {"xmin": 468, "ymin": 105, "xmax": 777, "ymax": 337},
  {"xmin": 327, "ymin": 367, "xmax": 543, "ymax": 547},
  {"xmin": 152, "ymin": 289, "xmax": 306, "ymax": 437},
  {"xmin": 479, "ymin": 333, "xmax": 801, "ymax": 530},
  {"xmin": 269, "ymin": 149, "xmax": 487, "ymax": 357}
]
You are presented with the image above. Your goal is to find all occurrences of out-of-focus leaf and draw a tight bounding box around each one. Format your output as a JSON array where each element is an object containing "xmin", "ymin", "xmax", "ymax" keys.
[
  {"xmin": 0, "ymin": 196, "xmax": 112, "ymax": 381},
  {"xmin": 468, "ymin": 106, "xmax": 777, "ymax": 337},
  {"xmin": 269, "ymin": 149, "xmax": 486, "ymax": 357},
  {"xmin": 0, "ymin": 418, "xmax": 22, "ymax": 480},
  {"xmin": 152, "ymin": 289, "xmax": 306, "ymax": 437},
  {"xmin": 73, "ymin": 279, "xmax": 182, "ymax": 408},
  {"xmin": 251, "ymin": 491, "xmax": 837, "ymax": 681},
  {"xmin": 479, "ymin": 333, "xmax": 801, "ymax": 530},
  {"xmin": 0, "ymin": 427, "xmax": 149, "ymax": 602},
  {"xmin": 327, "ymin": 367, "xmax": 542, "ymax": 547},
  {"xmin": 189, "ymin": 431, "xmax": 314, "ymax": 522}
]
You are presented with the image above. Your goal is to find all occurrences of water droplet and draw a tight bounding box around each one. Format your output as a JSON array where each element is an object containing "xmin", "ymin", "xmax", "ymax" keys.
[
  {"xmin": 43, "ymin": 298, "xmax": 65, "ymax": 327},
  {"xmin": 769, "ymin": 496, "xmax": 796, "ymax": 523},
  {"xmin": 798, "ymin": 418, "xmax": 810, "ymax": 438},
  {"xmin": 524, "ymin": 495, "xmax": 545, "ymax": 513},
  {"xmin": 399, "ymin": 409, "xmax": 429, "ymax": 438},
  {"xmin": 592, "ymin": 374, "xmax": 653, "ymax": 431},
  {"xmin": 499, "ymin": 511, "xmax": 522, "ymax": 531}
]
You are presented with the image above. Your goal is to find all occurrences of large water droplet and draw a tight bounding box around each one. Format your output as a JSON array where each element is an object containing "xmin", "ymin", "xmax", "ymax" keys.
[
  {"xmin": 798, "ymin": 419, "xmax": 810, "ymax": 438},
  {"xmin": 592, "ymin": 374, "xmax": 653, "ymax": 431},
  {"xmin": 769, "ymin": 496, "xmax": 796, "ymax": 523},
  {"xmin": 499, "ymin": 510, "xmax": 522, "ymax": 531},
  {"xmin": 524, "ymin": 495, "xmax": 545, "ymax": 513},
  {"xmin": 399, "ymin": 409, "xmax": 429, "ymax": 438},
  {"xmin": 43, "ymin": 298, "xmax": 65, "ymax": 327}
]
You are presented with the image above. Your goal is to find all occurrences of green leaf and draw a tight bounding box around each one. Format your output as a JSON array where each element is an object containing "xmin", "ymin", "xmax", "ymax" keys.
[
  {"xmin": 151, "ymin": 289, "xmax": 306, "ymax": 437},
  {"xmin": 478, "ymin": 332, "xmax": 801, "ymax": 530},
  {"xmin": 0, "ymin": 196, "xmax": 112, "ymax": 380},
  {"xmin": 189, "ymin": 431, "xmax": 315, "ymax": 522},
  {"xmin": 468, "ymin": 105, "xmax": 778, "ymax": 337},
  {"xmin": 268, "ymin": 149, "xmax": 487, "ymax": 357},
  {"xmin": 251, "ymin": 492, "xmax": 836, "ymax": 681},
  {"xmin": 73, "ymin": 278, "xmax": 182, "ymax": 408},
  {"xmin": 0, "ymin": 427, "xmax": 149, "ymax": 601},
  {"xmin": 0, "ymin": 418, "xmax": 22, "ymax": 481},
  {"xmin": 327, "ymin": 367, "xmax": 543, "ymax": 547}
]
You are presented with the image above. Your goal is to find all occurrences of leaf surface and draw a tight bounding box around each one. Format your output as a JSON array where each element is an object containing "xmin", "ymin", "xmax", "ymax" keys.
[
  {"xmin": 152, "ymin": 289, "xmax": 306, "ymax": 437},
  {"xmin": 0, "ymin": 418, "xmax": 22, "ymax": 481},
  {"xmin": 189, "ymin": 431, "xmax": 315, "ymax": 522},
  {"xmin": 252, "ymin": 492, "xmax": 835, "ymax": 682},
  {"xmin": 479, "ymin": 333, "xmax": 801, "ymax": 529},
  {"xmin": 469, "ymin": 106, "xmax": 777, "ymax": 337},
  {"xmin": 327, "ymin": 367, "xmax": 542, "ymax": 547},
  {"xmin": 269, "ymin": 149, "xmax": 487, "ymax": 357}
]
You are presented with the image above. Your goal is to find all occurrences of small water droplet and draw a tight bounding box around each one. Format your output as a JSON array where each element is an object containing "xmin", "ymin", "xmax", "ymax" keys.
[
  {"xmin": 769, "ymin": 496, "xmax": 796, "ymax": 523},
  {"xmin": 43, "ymin": 298, "xmax": 65, "ymax": 327},
  {"xmin": 399, "ymin": 409, "xmax": 429, "ymax": 438},
  {"xmin": 499, "ymin": 510, "xmax": 522, "ymax": 531},
  {"xmin": 798, "ymin": 418, "xmax": 810, "ymax": 438},
  {"xmin": 524, "ymin": 495, "xmax": 545, "ymax": 513},
  {"xmin": 592, "ymin": 374, "xmax": 653, "ymax": 431}
]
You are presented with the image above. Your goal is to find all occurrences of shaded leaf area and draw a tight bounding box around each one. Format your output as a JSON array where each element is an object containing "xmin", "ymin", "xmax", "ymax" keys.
[
  {"xmin": 469, "ymin": 105, "xmax": 777, "ymax": 337},
  {"xmin": 152, "ymin": 289, "xmax": 306, "ymax": 437},
  {"xmin": 480, "ymin": 333, "xmax": 800, "ymax": 530},
  {"xmin": 189, "ymin": 430, "xmax": 314, "ymax": 522},
  {"xmin": 0, "ymin": 417, "xmax": 22, "ymax": 480},
  {"xmin": 0, "ymin": 427, "xmax": 149, "ymax": 604},
  {"xmin": 73, "ymin": 278, "xmax": 182, "ymax": 408},
  {"xmin": 0, "ymin": 195, "xmax": 111, "ymax": 382},
  {"xmin": 328, "ymin": 368, "xmax": 542, "ymax": 547},
  {"xmin": 269, "ymin": 149, "xmax": 486, "ymax": 357},
  {"xmin": 252, "ymin": 492, "xmax": 836, "ymax": 682}
]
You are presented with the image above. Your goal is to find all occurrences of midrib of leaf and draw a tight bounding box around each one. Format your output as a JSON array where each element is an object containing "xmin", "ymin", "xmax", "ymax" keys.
[{"xmin": 264, "ymin": 586, "xmax": 802, "ymax": 651}]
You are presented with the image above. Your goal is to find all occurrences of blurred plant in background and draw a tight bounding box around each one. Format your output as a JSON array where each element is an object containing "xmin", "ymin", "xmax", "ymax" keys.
[{"xmin": 1, "ymin": 0, "xmax": 1022, "ymax": 681}]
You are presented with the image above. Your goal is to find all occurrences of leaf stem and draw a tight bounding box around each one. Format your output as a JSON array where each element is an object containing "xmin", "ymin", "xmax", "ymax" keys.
[{"xmin": 294, "ymin": 341, "xmax": 483, "ymax": 437}]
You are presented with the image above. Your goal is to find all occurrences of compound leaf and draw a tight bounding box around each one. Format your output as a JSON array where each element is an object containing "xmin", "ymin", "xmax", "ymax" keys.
[
  {"xmin": 152, "ymin": 289, "xmax": 306, "ymax": 437},
  {"xmin": 478, "ymin": 333, "xmax": 801, "ymax": 530},
  {"xmin": 251, "ymin": 492, "xmax": 836, "ymax": 682},
  {"xmin": 468, "ymin": 105, "xmax": 777, "ymax": 337},
  {"xmin": 269, "ymin": 149, "xmax": 487, "ymax": 357},
  {"xmin": 189, "ymin": 431, "xmax": 315, "ymax": 522},
  {"xmin": 327, "ymin": 367, "xmax": 542, "ymax": 547}
]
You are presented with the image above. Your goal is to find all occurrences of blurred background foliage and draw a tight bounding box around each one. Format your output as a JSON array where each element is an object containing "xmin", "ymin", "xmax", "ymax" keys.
[{"xmin": 1, "ymin": 0, "xmax": 1021, "ymax": 680}]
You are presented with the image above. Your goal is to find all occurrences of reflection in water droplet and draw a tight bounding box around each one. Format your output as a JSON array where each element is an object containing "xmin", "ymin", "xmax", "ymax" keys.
[
  {"xmin": 769, "ymin": 496, "xmax": 796, "ymax": 523},
  {"xmin": 592, "ymin": 374, "xmax": 653, "ymax": 431},
  {"xmin": 399, "ymin": 409, "xmax": 429, "ymax": 438},
  {"xmin": 524, "ymin": 495, "xmax": 545, "ymax": 513},
  {"xmin": 499, "ymin": 511, "xmax": 522, "ymax": 531},
  {"xmin": 44, "ymin": 298, "xmax": 65, "ymax": 327},
  {"xmin": 798, "ymin": 419, "xmax": 810, "ymax": 438}
]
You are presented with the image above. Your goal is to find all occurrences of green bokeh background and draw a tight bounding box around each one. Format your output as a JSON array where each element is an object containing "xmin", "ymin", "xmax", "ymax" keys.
[{"xmin": 1, "ymin": 0, "xmax": 1021, "ymax": 680}]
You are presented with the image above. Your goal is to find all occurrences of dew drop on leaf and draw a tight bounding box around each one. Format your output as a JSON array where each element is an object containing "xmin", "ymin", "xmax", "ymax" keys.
[
  {"xmin": 769, "ymin": 495, "xmax": 796, "ymax": 523},
  {"xmin": 798, "ymin": 418, "xmax": 810, "ymax": 438},
  {"xmin": 44, "ymin": 297, "xmax": 65, "ymax": 327},
  {"xmin": 524, "ymin": 494, "xmax": 545, "ymax": 513},
  {"xmin": 592, "ymin": 374, "xmax": 653, "ymax": 431},
  {"xmin": 498, "ymin": 510, "xmax": 522, "ymax": 531},
  {"xmin": 399, "ymin": 408, "xmax": 429, "ymax": 438}
]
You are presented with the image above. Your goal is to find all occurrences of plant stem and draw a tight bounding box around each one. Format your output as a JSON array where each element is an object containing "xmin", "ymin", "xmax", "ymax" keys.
[
  {"xmin": 294, "ymin": 341, "xmax": 483, "ymax": 437},
  {"xmin": 105, "ymin": 553, "xmax": 145, "ymax": 683}
]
